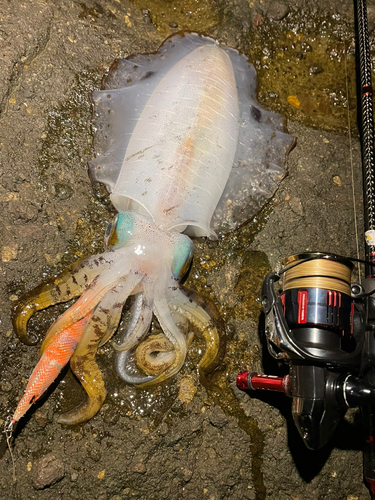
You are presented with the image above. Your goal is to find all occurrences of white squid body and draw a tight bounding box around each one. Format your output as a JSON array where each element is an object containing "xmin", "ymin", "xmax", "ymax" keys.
[
  {"xmin": 94, "ymin": 38, "xmax": 239, "ymax": 237},
  {"xmin": 14, "ymin": 33, "xmax": 294, "ymax": 425}
]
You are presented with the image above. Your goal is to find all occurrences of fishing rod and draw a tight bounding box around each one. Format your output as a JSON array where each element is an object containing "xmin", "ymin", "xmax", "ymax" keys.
[{"xmin": 236, "ymin": 0, "xmax": 375, "ymax": 495}]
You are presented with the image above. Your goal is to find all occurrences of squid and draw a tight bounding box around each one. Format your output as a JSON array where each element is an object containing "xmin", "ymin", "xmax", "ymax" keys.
[{"xmin": 12, "ymin": 33, "xmax": 294, "ymax": 425}]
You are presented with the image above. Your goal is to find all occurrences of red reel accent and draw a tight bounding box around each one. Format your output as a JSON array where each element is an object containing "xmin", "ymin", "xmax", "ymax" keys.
[{"xmin": 236, "ymin": 372, "xmax": 290, "ymax": 395}]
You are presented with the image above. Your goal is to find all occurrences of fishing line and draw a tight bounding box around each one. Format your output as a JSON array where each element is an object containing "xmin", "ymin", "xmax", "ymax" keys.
[
  {"xmin": 275, "ymin": 253, "xmax": 375, "ymax": 298},
  {"xmin": 3, "ymin": 418, "xmax": 16, "ymax": 483},
  {"xmin": 345, "ymin": 40, "xmax": 362, "ymax": 282},
  {"xmin": 283, "ymin": 258, "xmax": 352, "ymax": 295}
]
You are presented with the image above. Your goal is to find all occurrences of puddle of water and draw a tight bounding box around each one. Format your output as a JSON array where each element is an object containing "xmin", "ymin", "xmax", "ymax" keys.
[
  {"xmin": 247, "ymin": 14, "xmax": 357, "ymax": 130},
  {"xmin": 131, "ymin": 0, "xmax": 220, "ymax": 34}
]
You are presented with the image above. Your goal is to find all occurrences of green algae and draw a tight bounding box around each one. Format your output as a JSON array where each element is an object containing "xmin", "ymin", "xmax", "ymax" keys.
[
  {"xmin": 131, "ymin": 0, "xmax": 220, "ymax": 35},
  {"xmin": 246, "ymin": 13, "xmax": 357, "ymax": 131}
]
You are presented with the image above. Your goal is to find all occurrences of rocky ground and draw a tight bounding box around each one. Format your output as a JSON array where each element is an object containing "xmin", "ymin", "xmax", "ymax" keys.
[{"xmin": 0, "ymin": 0, "xmax": 373, "ymax": 499}]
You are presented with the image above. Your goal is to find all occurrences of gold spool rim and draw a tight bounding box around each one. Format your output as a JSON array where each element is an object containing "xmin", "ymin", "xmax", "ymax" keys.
[{"xmin": 283, "ymin": 252, "xmax": 354, "ymax": 271}]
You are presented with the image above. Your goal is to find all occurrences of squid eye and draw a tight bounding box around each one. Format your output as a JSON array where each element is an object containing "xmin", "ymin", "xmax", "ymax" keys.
[
  {"xmin": 106, "ymin": 212, "xmax": 135, "ymax": 248},
  {"xmin": 171, "ymin": 237, "xmax": 194, "ymax": 280},
  {"xmin": 104, "ymin": 214, "xmax": 119, "ymax": 248}
]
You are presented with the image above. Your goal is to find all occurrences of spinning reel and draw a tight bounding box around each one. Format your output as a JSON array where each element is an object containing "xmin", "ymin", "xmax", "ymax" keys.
[
  {"xmin": 237, "ymin": 253, "xmax": 375, "ymax": 491},
  {"xmin": 237, "ymin": 0, "xmax": 375, "ymax": 495}
]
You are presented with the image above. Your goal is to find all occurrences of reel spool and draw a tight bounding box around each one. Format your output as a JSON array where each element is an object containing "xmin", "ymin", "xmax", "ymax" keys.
[{"xmin": 281, "ymin": 253, "xmax": 354, "ymax": 359}]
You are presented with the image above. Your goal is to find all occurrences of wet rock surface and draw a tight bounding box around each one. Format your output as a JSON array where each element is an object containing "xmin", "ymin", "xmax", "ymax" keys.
[
  {"xmin": 266, "ymin": 1, "xmax": 290, "ymax": 21},
  {"xmin": 0, "ymin": 0, "xmax": 371, "ymax": 499},
  {"xmin": 32, "ymin": 454, "xmax": 65, "ymax": 489}
]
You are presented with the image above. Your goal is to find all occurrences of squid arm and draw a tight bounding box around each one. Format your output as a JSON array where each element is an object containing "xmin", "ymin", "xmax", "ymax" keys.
[
  {"xmin": 111, "ymin": 292, "xmax": 153, "ymax": 352},
  {"xmin": 12, "ymin": 255, "xmax": 112, "ymax": 345},
  {"xmin": 116, "ymin": 285, "xmax": 226, "ymax": 388},
  {"xmin": 57, "ymin": 275, "xmax": 140, "ymax": 425},
  {"xmin": 175, "ymin": 285, "xmax": 226, "ymax": 377}
]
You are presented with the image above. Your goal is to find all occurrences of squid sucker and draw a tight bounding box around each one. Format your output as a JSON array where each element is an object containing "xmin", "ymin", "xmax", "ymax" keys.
[{"xmin": 11, "ymin": 33, "xmax": 294, "ymax": 426}]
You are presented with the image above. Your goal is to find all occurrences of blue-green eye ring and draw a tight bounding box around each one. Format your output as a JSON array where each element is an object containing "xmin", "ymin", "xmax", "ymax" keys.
[
  {"xmin": 172, "ymin": 237, "xmax": 194, "ymax": 279},
  {"xmin": 105, "ymin": 212, "xmax": 134, "ymax": 248}
]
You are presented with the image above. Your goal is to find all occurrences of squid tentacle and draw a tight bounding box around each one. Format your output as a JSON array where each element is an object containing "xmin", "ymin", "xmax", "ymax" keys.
[
  {"xmin": 136, "ymin": 289, "xmax": 187, "ymax": 388},
  {"xmin": 13, "ymin": 255, "xmax": 113, "ymax": 345},
  {"xmin": 171, "ymin": 285, "xmax": 226, "ymax": 377},
  {"xmin": 96, "ymin": 278, "xmax": 137, "ymax": 347},
  {"xmin": 112, "ymin": 292, "xmax": 153, "ymax": 352},
  {"xmin": 39, "ymin": 266, "xmax": 128, "ymax": 353},
  {"xmin": 114, "ymin": 292, "xmax": 154, "ymax": 385},
  {"xmin": 57, "ymin": 313, "xmax": 107, "ymax": 426},
  {"xmin": 58, "ymin": 275, "xmax": 140, "ymax": 425},
  {"xmin": 116, "ymin": 306, "xmax": 190, "ymax": 385},
  {"xmin": 115, "ymin": 346, "xmax": 156, "ymax": 385},
  {"xmin": 135, "ymin": 315, "xmax": 193, "ymax": 377},
  {"xmin": 121, "ymin": 285, "xmax": 225, "ymax": 387},
  {"xmin": 135, "ymin": 333, "xmax": 175, "ymax": 376},
  {"xmin": 97, "ymin": 299, "xmax": 124, "ymax": 348}
]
